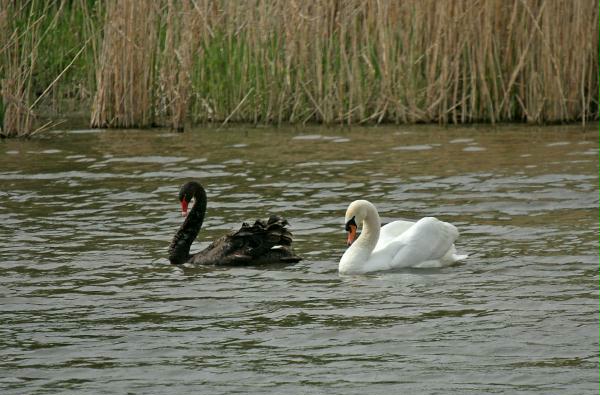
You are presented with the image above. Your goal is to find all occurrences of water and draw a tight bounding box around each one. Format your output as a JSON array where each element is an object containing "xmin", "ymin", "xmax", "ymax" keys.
[{"xmin": 0, "ymin": 124, "xmax": 598, "ymax": 394}]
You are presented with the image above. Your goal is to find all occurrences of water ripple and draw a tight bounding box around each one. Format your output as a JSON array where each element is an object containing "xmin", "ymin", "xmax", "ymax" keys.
[{"xmin": 0, "ymin": 125, "xmax": 597, "ymax": 395}]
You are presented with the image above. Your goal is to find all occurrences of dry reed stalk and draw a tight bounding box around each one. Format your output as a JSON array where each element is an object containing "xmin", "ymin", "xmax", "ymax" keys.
[
  {"xmin": 157, "ymin": 0, "xmax": 197, "ymax": 131},
  {"xmin": 1, "ymin": 0, "xmax": 100, "ymax": 137},
  {"xmin": 91, "ymin": 0, "xmax": 159, "ymax": 128},
  {"xmin": 0, "ymin": 1, "xmax": 36, "ymax": 137},
  {"xmin": 86, "ymin": 0, "xmax": 598, "ymax": 127}
]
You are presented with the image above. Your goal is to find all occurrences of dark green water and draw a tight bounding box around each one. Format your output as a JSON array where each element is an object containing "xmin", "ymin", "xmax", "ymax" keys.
[{"xmin": 0, "ymin": 124, "xmax": 598, "ymax": 394}]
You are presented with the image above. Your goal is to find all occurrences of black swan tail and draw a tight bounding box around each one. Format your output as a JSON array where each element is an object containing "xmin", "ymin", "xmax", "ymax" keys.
[{"xmin": 189, "ymin": 215, "xmax": 302, "ymax": 266}]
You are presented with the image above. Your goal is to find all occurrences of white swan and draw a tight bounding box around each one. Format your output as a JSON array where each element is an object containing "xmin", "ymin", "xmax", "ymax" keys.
[{"xmin": 339, "ymin": 200, "xmax": 467, "ymax": 274}]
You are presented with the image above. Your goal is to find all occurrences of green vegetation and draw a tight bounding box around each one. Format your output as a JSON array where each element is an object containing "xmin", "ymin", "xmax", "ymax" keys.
[
  {"xmin": 0, "ymin": 0, "xmax": 101, "ymax": 136},
  {"xmin": 1, "ymin": 0, "xmax": 598, "ymax": 137}
]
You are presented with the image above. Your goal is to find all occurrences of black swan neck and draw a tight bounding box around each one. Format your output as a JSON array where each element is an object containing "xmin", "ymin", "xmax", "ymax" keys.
[{"xmin": 168, "ymin": 184, "xmax": 207, "ymax": 265}]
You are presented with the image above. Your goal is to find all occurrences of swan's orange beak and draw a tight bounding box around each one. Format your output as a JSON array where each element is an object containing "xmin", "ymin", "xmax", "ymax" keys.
[
  {"xmin": 347, "ymin": 224, "xmax": 357, "ymax": 246},
  {"xmin": 181, "ymin": 199, "xmax": 189, "ymax": 217}
]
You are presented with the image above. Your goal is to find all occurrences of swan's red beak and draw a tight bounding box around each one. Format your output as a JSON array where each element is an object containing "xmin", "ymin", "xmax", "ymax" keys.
[
  {"xmin": 181, "ymin": 199, "xmax": 189, "ymax": 217},
  {"xmin": 347, "ymin": 224, "xmax": 357, "ymax": 247}
]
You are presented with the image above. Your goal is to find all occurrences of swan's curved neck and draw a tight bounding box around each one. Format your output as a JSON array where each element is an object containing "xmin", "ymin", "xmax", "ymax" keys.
[
  {"xmin": 186, "ymin": 186, "xmax": 207, "ymax": 228},
  {"xmin": 168, "ymin": 186, "xmax": 207, "ymax": 265},
  {"xmin": 339, "ymin": 202, "xmax": 382, "ymax": 273},
  {"xmin": 355, "ymin": 205, "xmax": 381, "ymax": 251}
]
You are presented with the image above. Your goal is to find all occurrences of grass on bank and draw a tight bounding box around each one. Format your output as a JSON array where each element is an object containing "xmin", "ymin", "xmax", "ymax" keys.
[
  {"xmin": 0, "ymin": 0, "xmax": 100, "ymax": 137},
  {"xmin": 1, "ymin": 0, "xmax": 598, "ymax": 136}
]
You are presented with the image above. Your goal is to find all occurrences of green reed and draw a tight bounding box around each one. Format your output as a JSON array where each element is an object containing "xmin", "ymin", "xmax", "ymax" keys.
[
  {"xmin": 1, "ymin": 0, "xmax": 598, "ymax": 136},
  {"xmin": 0, "ymin": 0, "xmax": 100, "ymax": 137}
]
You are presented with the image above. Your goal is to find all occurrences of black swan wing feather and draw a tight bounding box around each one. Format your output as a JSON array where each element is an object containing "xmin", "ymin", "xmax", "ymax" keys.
[{"xmin": 188, "ymin": 216, "xmax": 301, "ymax": 265}]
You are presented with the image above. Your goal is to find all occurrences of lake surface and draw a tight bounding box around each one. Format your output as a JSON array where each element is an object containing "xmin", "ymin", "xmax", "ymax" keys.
[{"xmin": 0, "ymin": 124, "xmax": 598, "ymax": 394}]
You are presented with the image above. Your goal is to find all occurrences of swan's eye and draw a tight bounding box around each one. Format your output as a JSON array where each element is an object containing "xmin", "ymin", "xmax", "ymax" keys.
[{"xmin": 345, "ymin": 216, "xmax": 357, "ymax": 231}]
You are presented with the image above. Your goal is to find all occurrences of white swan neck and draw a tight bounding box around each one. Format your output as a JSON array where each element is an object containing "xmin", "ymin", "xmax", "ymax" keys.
[
  {"xmin": 339, "ymin": 200, "xmax": 383, "ymax": 274},
  {"xmin": 355, "ymin": 202, "xmax": 380, "ymax": 250}
]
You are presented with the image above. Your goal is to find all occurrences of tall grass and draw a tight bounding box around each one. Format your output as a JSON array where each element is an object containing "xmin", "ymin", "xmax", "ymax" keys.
[
  {"xmin": 1, "ymin": 0, "xmax": 40, "ymax": 137},
  {"xmin": 2, "ymin": 0, "xmax": 598, "ymax": 136},
  {"xmin": 0, "ymin": 0, "xmax": 100, "ymax": 137},
  {"xmin": 156, "ymin": 0, "xmax": 197, "ymax": 131},
  {"xmin": 90, "ymin": 1, "xmax": 159, "ymax": 128},
  {"xmin": 182, "ymin": 0, "xmax": 598, "ymax": 125}
]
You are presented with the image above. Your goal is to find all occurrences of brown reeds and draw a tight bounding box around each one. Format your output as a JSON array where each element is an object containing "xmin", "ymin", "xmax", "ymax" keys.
[
  {"xmin": 1, "ymin": 0, "xmax": 99, "ymax": 137},
  {"xmin": 180, "ymin": 0, "xmax": 598, "ymax": 125},
  {"xmin": 90, "ymin": 1, "xmax": 159, "ymax": 128},
  {"xmin": 0, "ymin": 1, "xmax": 38, "ymax": 137},
  {"xmin": 3, "ymin": 0, "xmax": 598, "ymax": 134},
  {"xmin": 156, "ymin": 0, "xmax": 198, "ymax": 131}
]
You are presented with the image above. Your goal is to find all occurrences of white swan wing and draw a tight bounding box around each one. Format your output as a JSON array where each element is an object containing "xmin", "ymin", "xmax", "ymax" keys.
[
  {"xmin": 375, "ymin": 220, "xmax": 414, "ymax": 251},
  {"xmin": 380, "ymin": 217, "xmax": 460, "ymax": 268}
]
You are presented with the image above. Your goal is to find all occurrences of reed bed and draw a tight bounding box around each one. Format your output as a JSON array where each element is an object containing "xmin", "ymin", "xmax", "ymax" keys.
[
  {"xmin": 0, "ymin": 0, "xmax": 100, "ymax": 137},
  {"xmin": 2, "ymin": 0, "xmax": 598, "ymax": 135},
  {"xmin": 1, "ymin": 0, "xmax": 40, "ymax": 137},
  {"xmin": 181, "ymin": 0, "xmax": 599, "ymax": 125},
  {"xmin": 90, "ymin": 1, "xmax": 159, "ymax": 128},
  {"xmin": 157, "ymin": 0, "xmax": 198, "ymax": 131}
]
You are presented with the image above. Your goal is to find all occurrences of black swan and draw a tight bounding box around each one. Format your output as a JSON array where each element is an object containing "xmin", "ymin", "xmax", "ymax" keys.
[{"xmin": 168, "ymin": 181, "xmax": 302, "ymax": 266}]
